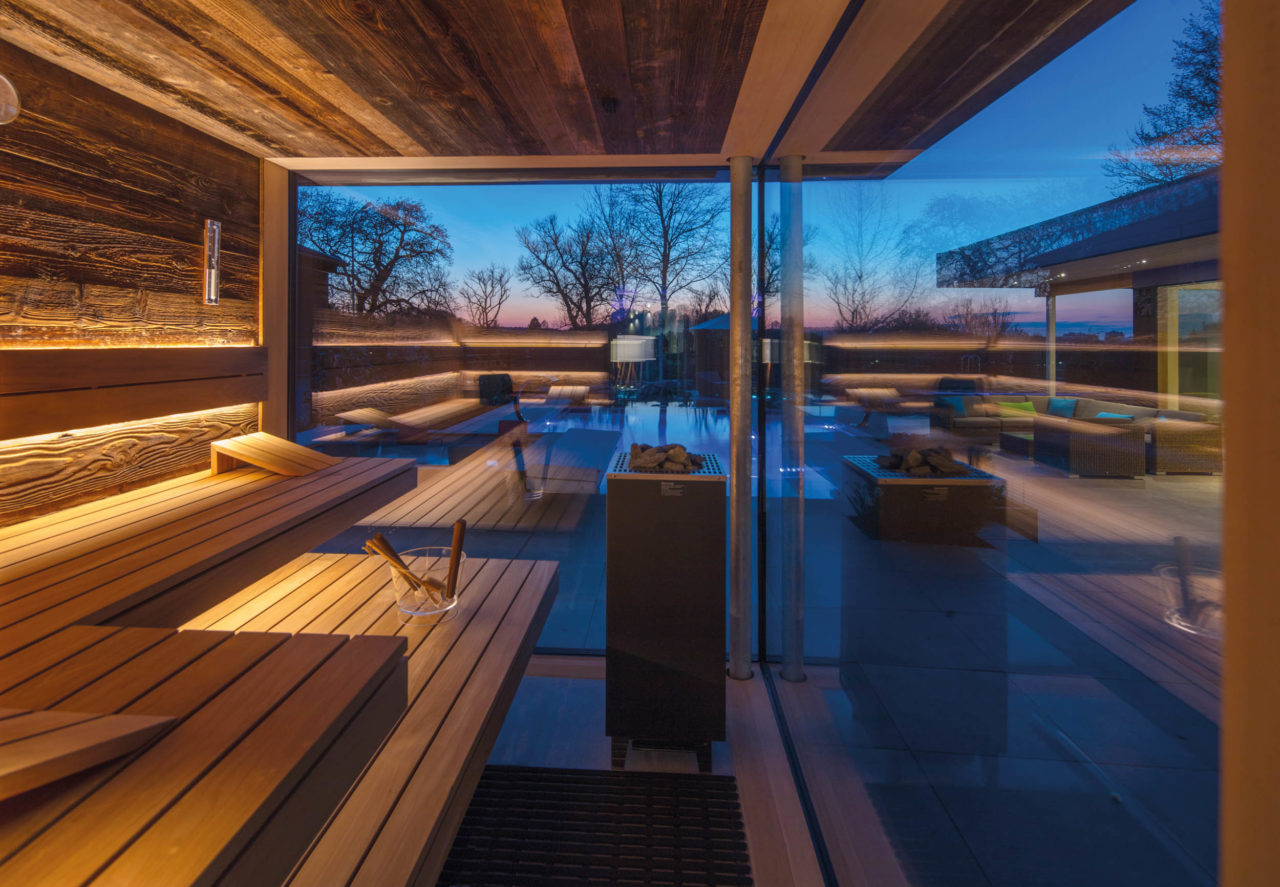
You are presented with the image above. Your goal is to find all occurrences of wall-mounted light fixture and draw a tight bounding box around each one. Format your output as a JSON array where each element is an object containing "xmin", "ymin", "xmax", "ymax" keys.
[
  {"xmin": 203, "ymin": 219, "xmax": 221, "ymax": 306},
  {"xmin": 0, "ymin": 74, "xmax": 20, "ymax": 125}
]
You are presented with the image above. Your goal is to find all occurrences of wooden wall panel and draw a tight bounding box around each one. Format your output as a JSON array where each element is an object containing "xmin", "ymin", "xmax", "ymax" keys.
[
  {"xmin": 0, "ymin": 41, "xmax": 260, "ymax": 347},
  {"xmin": 0, "ymin": 40, "xmax": 263, "ymax": 520},
  {"xmin": 0, "ymin": 403, "xmax": 258, "ymax": 527}
]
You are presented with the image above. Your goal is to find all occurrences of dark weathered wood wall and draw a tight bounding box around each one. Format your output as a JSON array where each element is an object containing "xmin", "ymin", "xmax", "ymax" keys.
[
  {"xmin": 0, "ymin": 42, "xmax": 259, "ymax": 346},
  {"xmin": 0, "ymin": 40, "xmax": 262, "ymax": 525}
]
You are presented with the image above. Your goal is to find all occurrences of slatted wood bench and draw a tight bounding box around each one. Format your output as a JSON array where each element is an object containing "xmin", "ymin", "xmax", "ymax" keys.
[
  {"xmin": 0, "ymin": 434, "xmax": 416, "ymax": 652},
  {"xmin": 180, "ymin": 552, "xmax": 559, "ymax": 886},
  {"xmin": 0, "ymin": 624, "xmax": 407, "ymax": 886}
]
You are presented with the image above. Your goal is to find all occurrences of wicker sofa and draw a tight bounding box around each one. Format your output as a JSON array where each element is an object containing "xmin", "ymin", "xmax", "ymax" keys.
[{"xmin": 933, "ymin": 393, "xmax": 1221, "ymax": 476}]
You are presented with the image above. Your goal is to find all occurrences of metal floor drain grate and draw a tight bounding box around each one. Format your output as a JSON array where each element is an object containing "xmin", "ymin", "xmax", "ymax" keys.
[{"xmin": 438, "ymin": 765, "xmax": 753, "ymax": 886}]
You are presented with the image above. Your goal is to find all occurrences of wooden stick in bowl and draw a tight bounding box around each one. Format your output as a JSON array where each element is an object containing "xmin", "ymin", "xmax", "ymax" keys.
[{"xmin": 445, "ymin": 519, "xmax": 467, "ymax": 601}]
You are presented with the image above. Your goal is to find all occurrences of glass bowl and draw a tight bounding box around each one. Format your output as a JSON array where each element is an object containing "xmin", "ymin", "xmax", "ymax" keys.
[{"xmin": 386, "ymin": 546, "xmax": 465, "ymax": 620}]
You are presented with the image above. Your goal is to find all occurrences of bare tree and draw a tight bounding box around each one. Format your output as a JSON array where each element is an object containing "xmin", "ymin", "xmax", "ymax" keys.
[
  {"xmin": 458, "ymin": 263, "xmax": 512, "ymax": 328},
  {"xmin": 515, "ymin": 214, "xmax": 613, "ymax": 329},
  {"xmin": 624, "ymin": 183, "xmax": 728, "ymax": 377},
  {"xmin": 296, "ymin": 189, "xmax": 454, "ymax": 317},
  {"xmin": 947, "ymin": 294, "xmax": 1016, "ymax": 344},
  {"xmin": 684, "ymin": 282, "xmax": 728, "ymax": 325},
  {"xmin": 1104, "ymin": 0, "xmax": 1220, "ymax": 193},
  {"xmin": 584, "ymin": 186, "xmax": 643, "ymax": 319},
  {"xmin": 755, "ymin": 212, "xmax": 820, "ymax": 318},
  {"xmin": 822, "ymin": 186, "xmax": 924, "ymax": 331}
]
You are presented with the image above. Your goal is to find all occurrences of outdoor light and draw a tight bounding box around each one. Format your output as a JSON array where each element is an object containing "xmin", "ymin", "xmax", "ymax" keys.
[
  {"xmin": 0, "ymin": 74, "xmax": 20, "ymax": 124},
  {"xmin": 203, "ymin": 219, "xmax": 221, "ymax": 306}
]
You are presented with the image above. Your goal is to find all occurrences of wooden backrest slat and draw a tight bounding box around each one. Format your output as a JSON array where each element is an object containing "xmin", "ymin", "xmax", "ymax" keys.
[
  {"xmin": 350, "ymin": 560, "xmax": 557, "ymax": 887},
  {"xmin": 0, "ymin": 710, "xmax": 100, "ymax": 746},
  {"xmin": 98, "ymin": 635, "xmax": 405, "ymax": 887},
  {"xmin": 0, "ymin": 627, "xmax": 173, "ymax": 709},
  {"xmin": 286, "ymin": 559, "xmax": 533, "ymax": 887},
  {"xmin": 0, "ymin": 712, "xmax": 175, "ymax": 804},
  {"xmin": 212, "ymin": 434, "xmax": 340, "ymax": 476},
  {"xmin": 0, "ymin": 634, "xmax": 345, "ymax": 887}
]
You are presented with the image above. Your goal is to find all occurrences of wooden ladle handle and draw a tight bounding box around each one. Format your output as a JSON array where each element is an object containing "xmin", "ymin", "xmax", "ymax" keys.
[{"xmin": 445, "ymin": 519, "xmax": 467, "ymax": 600}]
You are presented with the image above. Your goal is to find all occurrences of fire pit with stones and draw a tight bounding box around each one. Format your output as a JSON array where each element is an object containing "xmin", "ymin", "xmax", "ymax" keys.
[
  {"xmin": 875, "ymin": 446, "xmax": 970, "ymax": 477},
  {"xmin": 627, "ymin": 442, "xmax": 705, "ymax": 474}
]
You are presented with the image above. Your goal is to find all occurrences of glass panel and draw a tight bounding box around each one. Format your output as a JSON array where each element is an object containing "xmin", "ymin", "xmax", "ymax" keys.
[
  {"xmin": 766, "ymin": 0, "xmax": 1222, "ymax": 883},
  {"xmin": 291, "ymin": 180, "xmax": 732, "ymax": 653}
]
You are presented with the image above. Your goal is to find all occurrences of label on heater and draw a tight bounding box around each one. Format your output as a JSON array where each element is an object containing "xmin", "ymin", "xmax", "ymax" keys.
[{"xmin": 661, "ymin": 481, "xmax": 686, "ymax": 497}]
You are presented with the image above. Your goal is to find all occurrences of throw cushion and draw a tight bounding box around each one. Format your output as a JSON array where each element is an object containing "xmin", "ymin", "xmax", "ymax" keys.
[
  {"xmin": 996, "ymin": 400, "xmax": 1036, "ymax": 417},
  {"xmin": 1095, "ymin": 411, "xmax": 1134, "ymax": 420},
  {"xmin": 1047, "ymin": 397, "xmax": 1077, "ymax": 418},
  {"xmin": 936, "ymin": 395, "xmax": 966, "ymax": 417}
]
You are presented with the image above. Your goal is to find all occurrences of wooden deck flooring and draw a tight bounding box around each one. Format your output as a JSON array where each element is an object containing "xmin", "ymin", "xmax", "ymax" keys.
[
  {"xmin": 982, "ymin": 450, "xmax": 1222, "ymax": 720},
  {"xmin": 361, "ymin": 426, "xmax": 618, "ymax": 532}
]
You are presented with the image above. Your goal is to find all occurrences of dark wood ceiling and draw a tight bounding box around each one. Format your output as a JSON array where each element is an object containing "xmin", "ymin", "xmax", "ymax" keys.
[
  {"xmin": 823, "ymin": 0, "xmax": 1134, "ymax": 153},
  {"xmin": 0, "ymin": 0, "xmax": 1134, "ymax": 173},
  {"xmin": 0, "ymin": 0, "xmax": 767, "ymax": 158}
]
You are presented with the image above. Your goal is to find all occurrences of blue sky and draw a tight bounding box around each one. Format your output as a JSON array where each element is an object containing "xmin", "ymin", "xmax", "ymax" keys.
[{"xmin": 316, "ymin": 0, "xmax": 1205, "ymax": 331}]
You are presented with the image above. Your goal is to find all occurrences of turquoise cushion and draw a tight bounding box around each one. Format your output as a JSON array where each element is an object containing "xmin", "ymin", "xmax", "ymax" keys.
[
  {"xmin": 937, "ymin": 395, "xmax": 966, "ymax": 417},
  {"xmin": 1047, "ymin": 397, "xmax": 1077, "ymax": 418},
  {"xmin": 1096, "ymin": 411, "xmax": 1134, "ymax": 420}
]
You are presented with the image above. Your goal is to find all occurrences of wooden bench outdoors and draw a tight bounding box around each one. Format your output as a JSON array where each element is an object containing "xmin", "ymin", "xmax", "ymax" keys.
[{"xmin": 361, "ymin": 426, "xmax": 618, "ymax": 531}]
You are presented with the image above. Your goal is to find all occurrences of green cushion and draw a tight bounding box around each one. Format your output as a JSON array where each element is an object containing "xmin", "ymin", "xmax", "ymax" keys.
[
  {"xmin": 995, "ymin": 400, "xmax": 1036, "ymax": 417},
  {"xmin": 1047, "ymin": 397, "xmax": 1077, "ymax": 418}
]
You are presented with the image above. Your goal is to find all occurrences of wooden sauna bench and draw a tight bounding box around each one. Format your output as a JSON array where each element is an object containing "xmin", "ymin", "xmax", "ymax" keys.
[
  {"xmin": 183, "ymin": 552, "xmax": 560, "ymax": 887},
  {"xmin": 0, "ymin": 624, "xmax": 408, "ymax": 887},
  {"xmin": 0, "ymin": 434, "xmax": 417, "ymax": 653}
]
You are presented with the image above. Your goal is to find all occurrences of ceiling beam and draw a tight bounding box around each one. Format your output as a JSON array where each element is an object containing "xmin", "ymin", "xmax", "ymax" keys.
[
  {"xmin": 720, "ymin": 0, "xmax": 851, "ymax": 159},
  {"xmin": 773, "ymin": 0, "xmax": 952, "ymax": 158}
]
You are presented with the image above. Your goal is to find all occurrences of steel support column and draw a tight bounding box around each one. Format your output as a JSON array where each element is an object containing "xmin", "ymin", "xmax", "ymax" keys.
[
  {"xmin": 728, "ymin": 155, "xmax": 754, "ymax": 681},
  {"xmin": 779, "ymin": 154, "xmax": 805, "ymax": 682},
  {"xmin": 1046, "ymin": 294, "xmax": 1057, "ymax": 396}
]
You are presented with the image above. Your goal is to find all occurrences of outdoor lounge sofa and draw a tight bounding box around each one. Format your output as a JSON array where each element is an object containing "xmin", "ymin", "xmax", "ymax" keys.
[{"xmin": 932, "ymin": 393, "xmax": 1221, "ymax": 476}]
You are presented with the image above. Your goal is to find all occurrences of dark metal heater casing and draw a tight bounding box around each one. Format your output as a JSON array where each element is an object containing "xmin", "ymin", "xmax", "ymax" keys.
[{"xmin": 605, "ymin": 454, "xmax": 726, "ymax": 769}]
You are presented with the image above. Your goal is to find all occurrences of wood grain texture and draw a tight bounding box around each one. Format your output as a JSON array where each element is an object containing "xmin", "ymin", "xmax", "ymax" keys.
[
  {"xmin": 0, "ymin": 403, "xmax": 258, "ymax": 528},
  {"xmin": 0, "ymin": 1, "xmax": 767, "ymax": 158},
  {"xmin": 3, "ymin": 375, "xmax": 265, "ymax": 441},
  {"xmin": 824, "ymin": 0, "xmax": 1135, "ymax": 152},
  {"xmin": 0, "ymin": 710, "xmax": 174, "ymax": 802},
  {"xmin": 0, "ymin": 41, "xmax": 259, "ymax": 346}
]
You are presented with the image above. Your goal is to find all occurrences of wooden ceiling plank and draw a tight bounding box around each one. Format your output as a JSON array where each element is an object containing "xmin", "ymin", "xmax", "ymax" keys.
[
  {"xmin": 6, "ymin": 0, "xmax": 372, "ymax": 156},
  {"xmin": 775, "ymin": 0, "xmax": 952, "ymax": 158},
  {"xmin": 430, "ymin": 0, "xmax": 603, "ymax": 155},
  {"xmin": 0, "ymin": 7, "xmax": 273, "ymax": 156},
  {"xmin": 562, "ymin": 0, "xmax": 639, "ymax": 154},
  {"xmin": 249, "ymin": 0, "xmax": 536, "ymax": 156},
  {"xmin": 188, "ymin": 0, "xmax": 426, "ymax": 155},
  {"xmin": 823, "ymin": 0, "xmax": 1135, "ymax": 151},
  {"xmin": 121, "ymin": 0, "xmax": 401, "ymax": 156},
  {"xmin": 720, "ymin": 0, "xmax": 850, "ymax": 159}
]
